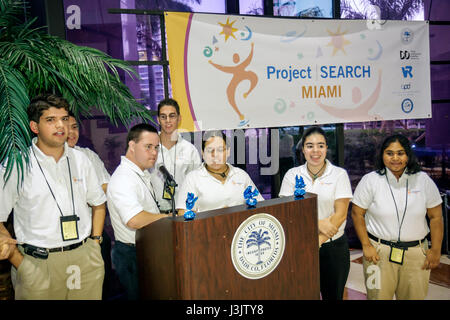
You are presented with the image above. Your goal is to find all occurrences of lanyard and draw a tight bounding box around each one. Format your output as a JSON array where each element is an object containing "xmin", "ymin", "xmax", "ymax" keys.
[
  {"xmin": 32, "ymin": 146, "xmax": 75, "ymax": 217},
  {"xmin": 160, "ymin": 140, "xmax": 177, "ymax": 182},
  {"xmin": 134, "ymin": 171, "xmax": 160, "ymax": 210},
  {"xmin": 385, "ymin": 174, "xmax": 408, "ymax": 242}
]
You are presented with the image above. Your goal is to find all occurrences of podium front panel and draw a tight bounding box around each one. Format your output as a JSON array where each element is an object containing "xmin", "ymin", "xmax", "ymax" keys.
[{"xmin": 137, "ymin": 194, "xmax": 320, "ymax": 299}]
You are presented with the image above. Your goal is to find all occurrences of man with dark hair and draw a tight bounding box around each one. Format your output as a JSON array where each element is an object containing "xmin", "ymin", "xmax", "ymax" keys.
[
  {"xmin": 107, "ymin": 122, "xmax": 168, "ymax": 300},
  {"xmin": 150, "ymin": 98, "xmax": 201, "ymax": 214},
  {"xmin": 0, "ymin": 93, "xmax": 106, "ymax": 300}
]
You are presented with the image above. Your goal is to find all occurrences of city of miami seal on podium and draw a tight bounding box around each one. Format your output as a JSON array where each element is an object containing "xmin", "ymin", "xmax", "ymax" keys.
[{"xmin": 231, "ymin": 213, "xmax": 285, "ymax": 280}]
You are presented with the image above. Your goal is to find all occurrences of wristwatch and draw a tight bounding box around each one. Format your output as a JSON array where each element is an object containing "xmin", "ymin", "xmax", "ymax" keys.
[{"xmin": 90, "ymin": 235, "xmax": 103, "ymax": 244}]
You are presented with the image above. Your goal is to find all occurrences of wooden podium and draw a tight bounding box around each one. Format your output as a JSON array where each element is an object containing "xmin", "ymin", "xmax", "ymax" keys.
[{"xmin": 136, "ymin": 193, "xmax": 319, "ymax": 299}]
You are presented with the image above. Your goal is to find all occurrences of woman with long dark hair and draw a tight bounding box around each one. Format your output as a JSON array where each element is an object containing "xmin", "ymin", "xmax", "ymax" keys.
[
  {"xmin": 352, "ymin": 134, "xmax": 443, "ymax": 300},
  {"xmin": 279, "ymin": 126, "xmax": 353, "ymax": 300}
]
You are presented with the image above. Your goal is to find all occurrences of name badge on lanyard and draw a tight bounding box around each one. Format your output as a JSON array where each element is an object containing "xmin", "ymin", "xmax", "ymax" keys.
[
  {"xmin": 60, "ymin": 215, "xmax": 80, "ymax": 241},
  {"xmin": 389, "ymin": 245, "xmax": 406, "ymax": 265},
  {"xmin": 386, "ymin": 175, "xmax": 409, "ymax": 266}
]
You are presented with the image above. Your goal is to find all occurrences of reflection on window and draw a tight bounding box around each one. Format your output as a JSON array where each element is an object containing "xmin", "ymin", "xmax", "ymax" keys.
[
  {"xmin": 340, "ymin": 0, "xmax": 424, "ymax": 20},
  {"xmin": 274, "ymin": 0, "xmax": 333, "ymax": 18},
  {"xmin": 239, "ymin": 0, "xmax": 264, "ymax": 15}
]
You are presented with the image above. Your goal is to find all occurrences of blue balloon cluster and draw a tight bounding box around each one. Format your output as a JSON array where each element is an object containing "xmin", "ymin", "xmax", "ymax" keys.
[
  {"xmin": 294, "ymin": 175, "xmax": 306, "ymax": 199},
  {"xmin": 183, "ymin": 192, "xmax": 198, "ymax": 221},
  {"xmin": 244, "ymin": 186, "xmax": 259, "ymax": 208}
]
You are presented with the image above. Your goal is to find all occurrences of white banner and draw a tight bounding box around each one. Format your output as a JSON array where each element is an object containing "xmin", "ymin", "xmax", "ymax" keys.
[{"xmin": 166, "ymin": 13, "xmax": 431, "ymax": 131}]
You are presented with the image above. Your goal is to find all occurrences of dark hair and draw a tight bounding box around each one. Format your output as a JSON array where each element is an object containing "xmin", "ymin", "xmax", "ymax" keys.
[
  {"xmin": 68, "ymin": 110, "xmax": 76, "ymax": 118},
  {"xmin": 126, "ymin": 123, "xmax": 158, "ymax": 151},
  {"xmin": 27, "ymin": 94, "xmax": 70, "ymax": 123},
  {"xmin": 375, "ymin": 134, "xmax": 421, "ymax": 175},
  {"xmin": 300, "ymin": 126, "xmax": 328, "ymax": 149},
  {"xmin": 202, "ymin": 130, "xmax": 227, "ymax": 151},
  {"xmin": 157, "ymin": 98, "xmax": 180, "ymax": 115}
]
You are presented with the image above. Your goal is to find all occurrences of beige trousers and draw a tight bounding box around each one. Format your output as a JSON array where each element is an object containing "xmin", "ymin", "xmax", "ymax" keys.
[
  {"xmin": 15, "ymin": 238, "xmax": 104, "ymax": 300},
  {"xmin": 363, "ymin": 238, "xmax": 431, "ymax": 300}
]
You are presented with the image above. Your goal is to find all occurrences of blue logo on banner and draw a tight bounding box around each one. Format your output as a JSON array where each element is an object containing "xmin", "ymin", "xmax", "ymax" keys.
[
  {"xmin": 401, "ymin": 28, "xmax": 414, "ymax": 44},
  {"xmin": 401, "ymin": 66, "xmax": 413, "ymax": 78},
  {"xmin": 401, "ymin": 98, "xmax": 413, "ymax": 113}
]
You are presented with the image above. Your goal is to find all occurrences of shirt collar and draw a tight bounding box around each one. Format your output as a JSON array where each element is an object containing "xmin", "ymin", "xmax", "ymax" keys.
[
  {"xmin": 159, "ymin": 132, "xmax": 182, "ymax": 151},
  {"xmin": 385, "ymin": 167, "xmax": 408, "ymax": 184},
  {"xmin": 31, "ymin": 137, "xmax": 69, "ymax": 163},
  {"xmin": 200, "ymin": 163, "xmax": 236, "ymax": 179},
  {"xmin": 120, "ymin": 156, "xmax": 149, "ymax": 178},
  {"xmin": 299, "ymin": 159, "xmax": 333, "ymax": 180}
]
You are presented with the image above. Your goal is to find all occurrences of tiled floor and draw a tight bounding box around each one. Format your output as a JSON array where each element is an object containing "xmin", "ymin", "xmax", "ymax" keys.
[{"xmin": 344, "ymin": 249, "xmax": 450, "ymax": 300}]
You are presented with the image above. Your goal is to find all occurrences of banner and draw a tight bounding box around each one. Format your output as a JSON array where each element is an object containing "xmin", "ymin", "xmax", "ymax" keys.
[{"xmin": 165, "ymin": 12, "xmax": 431, "ymax": 131}]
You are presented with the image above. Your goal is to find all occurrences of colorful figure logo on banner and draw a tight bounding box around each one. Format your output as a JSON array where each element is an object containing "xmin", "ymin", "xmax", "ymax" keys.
[{"xmin": 206, "ymin": 18, "xmax": 259, "ymax": 127}]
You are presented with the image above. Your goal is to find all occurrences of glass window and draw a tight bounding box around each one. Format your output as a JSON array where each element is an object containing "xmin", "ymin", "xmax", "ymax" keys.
[
  {"xmin": 273, "ymin": 0, "xmax": 333, "ymax": 18},
  {"xmin": 240, "ymin": 0, "xmax": 264, "ymax": 15},
  {"xmin": 341, "ymin": 0, "xmax": 424, "ymax": 20},
  {"xmin": 430, "ymin": 25, "xmax": 450, "ymax": 61},
  {"xmin": 274, "ymin": 0, "xmax": 333, "ymax": 18},
  {"xmin": 431, "ymin": 64, "xmax": 450, "ymax": 101},
  {"xmin": 425, "ymin": 0, "xmax": 450, "ymax": 21}
]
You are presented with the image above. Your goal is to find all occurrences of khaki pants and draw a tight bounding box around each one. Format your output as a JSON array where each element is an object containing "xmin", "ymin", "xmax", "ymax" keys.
[
  {"xmin": 15, "ymin": 238, "xmax": 104, "ymax": 300},
  {"xmin": 363, "ymin": 238, "xmax": 430, "ymax": 300}
]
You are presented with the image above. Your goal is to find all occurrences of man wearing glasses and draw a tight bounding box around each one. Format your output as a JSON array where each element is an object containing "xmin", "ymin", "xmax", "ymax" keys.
[{"xmin": 150, "ymin": 98, "xmax": 201, "ymax": 215}]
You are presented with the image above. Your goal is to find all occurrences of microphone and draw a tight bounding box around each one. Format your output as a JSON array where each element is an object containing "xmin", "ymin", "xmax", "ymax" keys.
[{"xmin": 158, "ymin": 164, "xmax": 177, "ymax": 188}]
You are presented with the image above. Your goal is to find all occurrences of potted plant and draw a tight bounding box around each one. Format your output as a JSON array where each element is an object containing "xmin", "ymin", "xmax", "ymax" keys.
[{"xmin": 0, "ymin": 0, "xmax": 155, "ymax": 184}]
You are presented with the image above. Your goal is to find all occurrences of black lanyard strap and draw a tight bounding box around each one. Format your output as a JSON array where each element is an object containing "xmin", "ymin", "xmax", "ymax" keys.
[
  {"xmin": 160, "ymin": 140, "xmax": 177, "ymax": 182},
  {"xmin": 134, "ymin": 171, "xmax": 160, "ymax": 210},
  {"xmin": 32, "ymin": 146, "xmax": 76, "ymax": 217},
  {"xmin": 385, "ymin": 174, "xmax": 408, "ymax": 242}
]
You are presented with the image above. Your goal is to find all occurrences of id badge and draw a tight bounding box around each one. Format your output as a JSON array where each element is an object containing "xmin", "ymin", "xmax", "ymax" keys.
[
  {"xmin": 162, "ymin": 182, "xmax": 175, "ymax": 200},
  {"xmin": 60, "ymin": 215, "xmax": 80, "ymax": 241},
  {"xmin": 389, "ymin": 245, "xmax": 405, "ymax": 265}
]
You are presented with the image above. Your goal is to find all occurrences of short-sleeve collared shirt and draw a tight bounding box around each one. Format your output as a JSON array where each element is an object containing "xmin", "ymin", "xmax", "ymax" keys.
[
  {"xmin": 74, "ymin": 146, "xmax": 110, "ymax": 185},
  {"xmin": 352, "ymin": 169, "xmax": 442, "ymax": 242},
  {"xmin": 149, "ymin": 134, "xmax": 201, "ymax": 211},
  {"xmin": 279, "ymin": 159, "xmax": 353, "ymax": 240},
  {"xmin": 176, "ymin": 163, "xmax": 264, "ymax": 212},
  {"xmin": 0, "ymin": 138, "xmax": 106, "ymax": 248},
  {"xmin": 107, "ymin": 156, "xmax": 160, "ymax": 244}
]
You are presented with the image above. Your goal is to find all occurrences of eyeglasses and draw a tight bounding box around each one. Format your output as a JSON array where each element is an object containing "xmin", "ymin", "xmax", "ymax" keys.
[
  {"xmin": 144, "ymin": 145, "xmax": 160, "ymax": 152},
  {"xmin": 158, "ymin": 113, "xmax": 178, "ymax": 121}
]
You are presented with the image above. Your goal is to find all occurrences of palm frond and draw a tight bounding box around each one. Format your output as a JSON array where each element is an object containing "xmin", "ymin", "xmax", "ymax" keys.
[
  {"xmin": 0, "ymin": 0, "xmax": 157, "ymax": 185},
  {"xmin": 0, "ymin": 59, "xmax": 31, "ymax": 186},
  {"xmin": 0, "ymin": 0, "xmax": 24, "ymax": 28}
]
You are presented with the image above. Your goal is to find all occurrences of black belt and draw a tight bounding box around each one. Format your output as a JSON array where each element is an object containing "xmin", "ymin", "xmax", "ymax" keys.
[
  {"xmin": 368, "ymin": 233, "xmax": 426, "ymax": 248},
  {"xmin": 22, "ymin": 238, "xmax": 87, "ymax": 255}
]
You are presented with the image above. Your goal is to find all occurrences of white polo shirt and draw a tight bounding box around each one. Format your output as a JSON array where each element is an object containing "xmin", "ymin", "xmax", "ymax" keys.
[
  {"xmin": 74, "ymin": 146, "xmax": 110, "ymax": 185},
  {"xmin": 279, "ymin": 159, "xmax": 353, "ymax": 240},
  {"xmin": 352, "ymin": 169, "xmax": 442, "ymax": 242},
  {"xmin": 107, "ymin": 156, "xmax": 160, "ymax": 244},
  {"xmin": 0, "ymin": 138, "xmax": 106, "ymax": 248},
  {"xmin": 176, "ymin": 163, "xmax": 264, "ymax": 212},
  {"xmin": 149, "ymin": 134, "xmax": 201, "ymax": 211}
]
